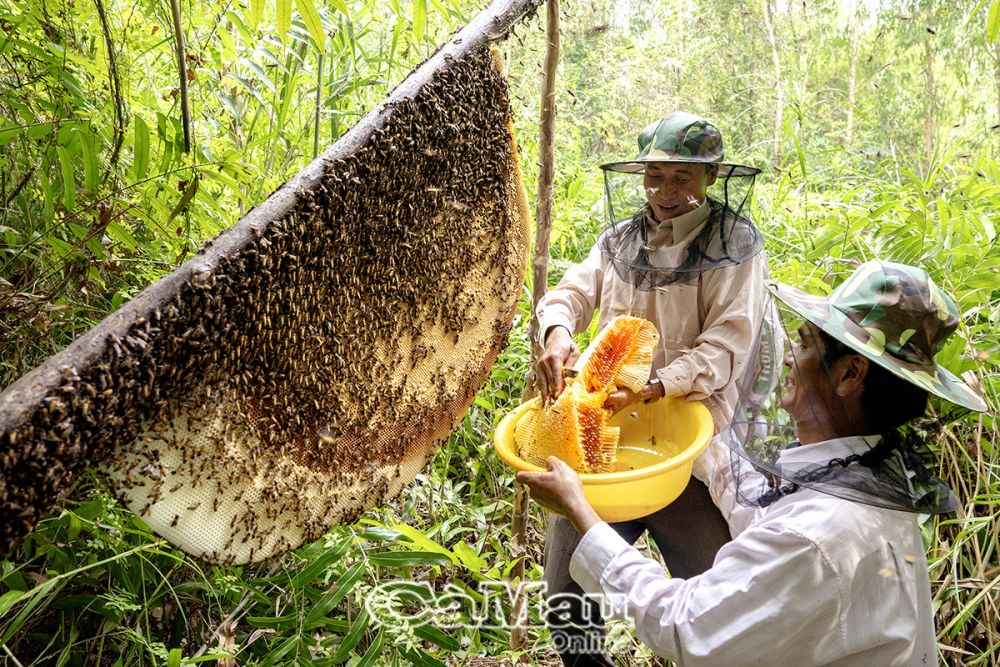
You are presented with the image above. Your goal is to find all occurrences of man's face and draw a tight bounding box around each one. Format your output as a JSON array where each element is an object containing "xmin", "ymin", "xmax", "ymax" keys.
[
  {"xmin": 642, "ymin": 162, "xmax": 718, "ymax": 221},
  {"xmin": 780, "ymin": 322, "xmax": 839, "ymax": 426}
]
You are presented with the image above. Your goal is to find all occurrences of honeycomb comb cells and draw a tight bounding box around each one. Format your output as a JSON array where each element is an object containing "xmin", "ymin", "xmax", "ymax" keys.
[{"xmin": 0, "ymin": 0, "xmax": 543, "ymax": 562}]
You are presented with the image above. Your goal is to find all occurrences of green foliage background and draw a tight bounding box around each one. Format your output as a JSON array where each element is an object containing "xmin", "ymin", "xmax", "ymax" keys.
[{"xmin": 1, "ymin": 0, "xmax": 998, "ymax": 664}]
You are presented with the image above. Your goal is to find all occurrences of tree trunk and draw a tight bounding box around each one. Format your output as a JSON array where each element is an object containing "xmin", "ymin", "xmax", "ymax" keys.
[
  {"xmin": 994, "ymin": 46, "xmax": 1000, "ymax": 127},
  {"xmin": 169, "ymin": 0, "xmax": 191, "ymax": 153},
  {"xmin": 923, "ymin": 33, "xmax": 936, "ymax": 166},
  {"xmin": 509, "ymin": 0, "xmax": 560, "ymax": 651},
  {"xmin": 845, "ymin": 1, "xmax": 860, "ymax": 150},
  {"xmin": 762, "ymin": 0, "xmax": 783, "ymax": 168},
  {"xmin": 94, "ymin": 0, "xmax": 127, "ymax": 173}
]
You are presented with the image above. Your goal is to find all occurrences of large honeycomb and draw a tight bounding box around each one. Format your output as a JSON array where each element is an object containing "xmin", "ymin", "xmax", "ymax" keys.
[
  {"xmin": 0, "ymin": 0, "xmax": 540, "ymax": 563},
  {"xmin": 515, "ymin": 316, "xmax": 658, "ymax": 473}
]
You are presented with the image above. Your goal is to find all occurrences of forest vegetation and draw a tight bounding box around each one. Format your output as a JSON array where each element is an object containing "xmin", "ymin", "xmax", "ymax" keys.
[{"xmin": 1, "ymin": 0, "xmax": 998, "ymax": 664}]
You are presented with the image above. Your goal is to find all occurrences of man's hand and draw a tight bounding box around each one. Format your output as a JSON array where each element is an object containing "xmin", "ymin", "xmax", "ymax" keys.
[
  {"xmin": 516, "ymin": 457, "xmax": 601, "ymax": 535},
  {"xmin": 604, "ymin": 379, "xmax": 664, "ymax": 416},
  {"xmin": 537, "ymin": 326, "xmax": 580, "ymax": 404},
  {"xmin": 604, "ymin": 387, "xmax": 639, "ymax": 416}
]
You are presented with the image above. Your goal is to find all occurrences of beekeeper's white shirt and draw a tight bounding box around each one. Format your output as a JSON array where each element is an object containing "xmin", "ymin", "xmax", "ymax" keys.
[
  {"xmin": 569, "ymin": 435, "xmax": 938, "ymax": 666},
  {"xmin": 535, "ymin": 200, "xmax": 768, "ymax": 427}
]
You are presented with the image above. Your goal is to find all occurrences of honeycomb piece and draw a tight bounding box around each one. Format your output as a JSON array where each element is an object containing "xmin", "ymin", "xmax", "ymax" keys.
[
  {"xmin": 577, "ymin": 316, "xmax": 659, "ymax": 394},
  {"xmin": 515, "ymin": 316, "xmax": 658, "ymax": 474},
  {"xmin": 515, "ymin": 395, "xmax": 585, "ymax": 471}
]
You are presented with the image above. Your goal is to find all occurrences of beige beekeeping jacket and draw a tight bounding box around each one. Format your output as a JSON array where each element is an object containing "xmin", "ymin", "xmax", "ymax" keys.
[{"xmin": 536, "ymin": 201, "xmax": 768, "ymax": 428}]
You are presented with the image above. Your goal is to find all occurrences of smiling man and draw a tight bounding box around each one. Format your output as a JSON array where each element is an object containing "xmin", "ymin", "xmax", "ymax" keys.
[
  {"xmin": 533, "ymin": 111, "xmax": 768, "ymax": 666},
  {"xmin": 642, "ymin": 161, "xmax": 717, "ymax": 221}
]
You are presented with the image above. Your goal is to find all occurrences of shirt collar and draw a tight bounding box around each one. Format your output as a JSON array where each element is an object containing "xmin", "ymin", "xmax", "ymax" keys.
[
  {"xmin": 643, "ymin": 200, "xmax": 710, "ymax": 246},
  {"xmin": 776, "ymin": 435, "xmax": 882, "ymax": 467}
]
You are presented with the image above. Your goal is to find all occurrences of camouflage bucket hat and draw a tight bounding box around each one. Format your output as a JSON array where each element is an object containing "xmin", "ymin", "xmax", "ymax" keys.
[
  {"xmin": 600, "ymin": 111, "xmax": 761, "ymax": 177},
  {"xmin": 768, "ymin": 260, "xmax": 988, "ymax": 413}
]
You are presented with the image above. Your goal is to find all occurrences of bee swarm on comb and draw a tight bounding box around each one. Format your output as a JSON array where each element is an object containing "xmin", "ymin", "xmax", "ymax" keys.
[{"xmin": 0, "ymin": 40, "xmax": 533, "ymax": 563}]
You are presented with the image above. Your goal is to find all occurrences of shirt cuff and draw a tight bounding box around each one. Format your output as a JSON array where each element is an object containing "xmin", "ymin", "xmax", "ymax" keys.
[
  {"xmin": 655, "ymin": 366, "xmax": 689, "ymax": 399},
  {"xmin": 537, "ymin": 313, "xmax": 575, "ymax": 347},
  {"xmin": 569, "ymin": 521, "xmax": 632, "ymax": 595}
]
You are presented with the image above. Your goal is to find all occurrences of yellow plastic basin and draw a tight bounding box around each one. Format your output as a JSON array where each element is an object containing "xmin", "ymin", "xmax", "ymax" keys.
[{"xmin": 494, "ymin": 397, "xmax": 713, "ymax": 522}]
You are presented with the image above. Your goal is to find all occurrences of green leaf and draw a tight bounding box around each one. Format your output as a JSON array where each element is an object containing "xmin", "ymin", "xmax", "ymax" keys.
[
  {"xmin": 155, "ymin": 112, "xmax": 177, "ymax": 173},
  {"xmin": 167, "ymin": 648, "xmax": 182, "ymax": 667},
  {"xmin": 167, "ymin": 175, "xmax": 199, "ymax": 225},
  {"xmin": 0, "ymin": 124, "xmax": 20, "ymax": 145},
  {"xmin": 413, "ymin": 624, "xmax": 460, "ymax": 651},
  {"xmin": 56, "ymin": 145, "xmax": 76, "ymax": 211},
  {"xmin": 386, "ymin": 523, "xmax": 457, "ymax": 563},
  {"xmin": 39, "ymin": 164, "xmax": 56, "ymax": 224},
  {"xmin": 276, "ymin": 0, "xmax": 292, "ymax": 42},
  {"xmin": 328, "ymin": 0, "xmax": 349, "ymax": 16},
  {"xmin": 296, "ymin": 0, "xmax": 326, "ymax": 52},
  {"xmin": 331, "ymin": 607, "xmax": 369, "ymax": 661},
  {"xmin": 289, "ymin": 537, "xmax": 351, "ymax": 588},
  {"xmin": 1, "ymin": 579, "xmax": 64, "ymax": 644},
  {"xmin": 398, "ymin": 646, "xmax": 447, "ymax": 667},
  {"xmin": 367, "ymin": 551, "xmax": 453, "ymax": 567},
  {"xmin": 246, "ymin": 613, "xmax": 297, "ymax": 628},
  {"xmin": 106, "ymin": 222, "xmax": 139, "ymax": 251},
  {"xmin": 76, "ymin": 127, "xmax": 99, "ymax": 193},
  {"xmin": 132, "ymin": 115, "xmax": 150, "ymax": 181},
  {"xmin": 201, "ymin": 168, "xmax": 245, "ymax": 199},
  {"xmin": 250, "ymin": 0, "xmax": 265, "ymax": 30},
  {"xmin": 0, "ymin": 589, "xmax": 27, "ymax": 616},
  {"xmin": 452, "ymin": 540, "xmax": 488, "ymax": 572},
  {"xmin": 358, "ymin": 524, "xmax": 401, "ymax": 541},
  {"xmin": 988, "ymin": 0, "xmax": 1000, "ymax": 42},
  {"xmin": 66, "ymin": 512, "xmax": 82, "ymax": 541},
  {"xmin": 242, "ymin": 58, "xmax": 276, "ymax": 93},
  {"xmin": 218, "ymin": 92, "xmax": 240, "ymax": 120},
  {"xmin": 356, "ymin": 628, "xmax": 385, "ymax": 667},
  {"xmin": 303, "ymin": 561, "xmax": 366, "ymax": 627},
  {"xmin": 55, "ymin": 629, "xmax": 76, "ymax": 667},
  {"xmin": 413, "ymin": 0, "xmax": 426, "ymax": 42},
  {"xmin": 27, "ymin": 121, "xmax": 55, "ymax": 140},
  {"xmin": 260, "ymin": 635, "xmax": 299, "ymax": 667},
  {"xmin": 219, "ymin": 27, "xmax": 238, "ymax": 61}
]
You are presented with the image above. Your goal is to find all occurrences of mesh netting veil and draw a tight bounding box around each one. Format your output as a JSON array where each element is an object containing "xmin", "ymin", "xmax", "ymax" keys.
[{"xmin": 598, "ymin": 167, "xmax": 763, "ymax": 290}]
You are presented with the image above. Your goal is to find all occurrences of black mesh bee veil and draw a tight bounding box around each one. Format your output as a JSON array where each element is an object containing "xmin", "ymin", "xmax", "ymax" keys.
[
  {"xmin": 720, "ymin": 295, "xmax": 958, "ymax": 515},
  {"xmin": 598, "ymin": 168, "xmax": 763, "ymax": 290}
]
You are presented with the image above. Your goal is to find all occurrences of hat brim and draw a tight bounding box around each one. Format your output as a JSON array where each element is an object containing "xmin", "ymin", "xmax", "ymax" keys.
[
  {"xmin": 768, "ymin": 281, "xmax": 988, "ymax": 413},
  {"xmin": 600, "ymin": 158, "xmax": 761, "ymax": 178}
]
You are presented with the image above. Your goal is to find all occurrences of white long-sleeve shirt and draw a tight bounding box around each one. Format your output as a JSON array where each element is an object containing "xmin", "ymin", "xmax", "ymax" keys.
[
  {"xmin": 569, "ymin": 435, "xmax": 938, "ymax": 666},
  {"xmin": 535, "ymin": 201, "xmax": 768, "ymax": 427}
]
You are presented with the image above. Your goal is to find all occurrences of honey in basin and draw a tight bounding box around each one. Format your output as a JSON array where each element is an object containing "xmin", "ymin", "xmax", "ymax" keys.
[
  {"xmin": 495, "ymin": 396, "xmax": 713, "ymax": 522},
  {"xmin": 495, "ymin": 315, "xmax": 714, "ymax": 522}
]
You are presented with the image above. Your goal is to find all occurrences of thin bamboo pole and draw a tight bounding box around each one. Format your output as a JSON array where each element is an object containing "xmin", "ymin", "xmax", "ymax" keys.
[
  {"xmin": 94, "ymin": 0, "xmax": 127, "ymax": 171},
  {"xmin": 169, "ymin": 0, "xmax": 192, "ymax": 153},
  {"xmin": 509, "ymin": 0, "xmax": 560, "ymax": 650}
]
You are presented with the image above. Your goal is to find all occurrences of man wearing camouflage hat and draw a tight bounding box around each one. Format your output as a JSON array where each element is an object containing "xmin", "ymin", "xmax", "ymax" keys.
[
  {"xmin": 522, "ymin": 260, "xmax": 988, "ymax": 665},
  {"xmin": 534, "ymin": 111, "xmax": 768, "ymax": 665}
]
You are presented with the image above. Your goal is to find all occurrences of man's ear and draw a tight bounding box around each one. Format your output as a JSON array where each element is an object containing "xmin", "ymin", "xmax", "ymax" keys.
[
  {"xmin": 835, "ymin": 355, "xmax": 869, "ymax": 397},
  {"xmin": 705, "ymin": 164, "xmax": 720, "ymax": 187}
]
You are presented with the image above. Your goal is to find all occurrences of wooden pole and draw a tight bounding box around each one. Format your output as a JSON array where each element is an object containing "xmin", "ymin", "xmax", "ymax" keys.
[
  {"xmin": 94, "ymin": 0, "xmax": 127, "ymax": 172},
  {"xmin": 510, "ymin": 0, "xmax": 559, "ymax": 650},
  {"xmin": 169, "ymin": 0, "xmax": 192, "ymax": 153}
]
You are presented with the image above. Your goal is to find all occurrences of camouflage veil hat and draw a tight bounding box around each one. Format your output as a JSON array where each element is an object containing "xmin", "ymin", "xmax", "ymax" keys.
[
  {"xmin": 768, "ymin": 260, "xmax": 988, "ymax": 413},
  {"xmin": 600, "ymin": 111, "xmax": 761, "ymax": 177}
]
